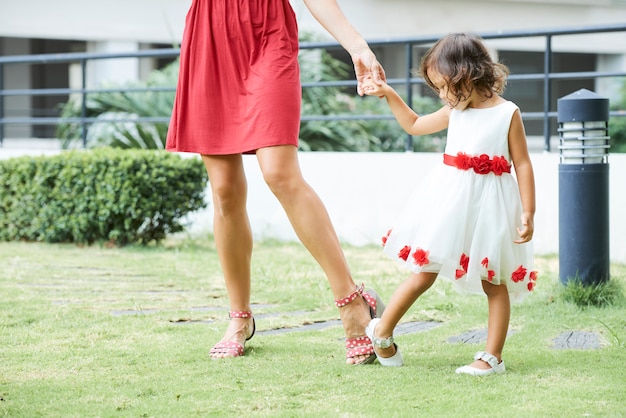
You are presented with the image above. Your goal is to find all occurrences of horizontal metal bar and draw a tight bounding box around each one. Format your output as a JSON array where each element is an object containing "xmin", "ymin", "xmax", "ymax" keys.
[
  {"xmin": 0, "ymin": 48, "xmax": 180, "ymax": 65},
  {"xmin": 0, "ymin": 86, "xmax": 176, "ymax": 97},
  {"xmin": 558, "ymin": 126, "xmax": 608, "ymax": 132},
  {"xmin": 1, "ymin": 115, "xmax": 398, "ymax": 124},
  {"xmin": 508, "ymin": 70, "xmax": 626, "ymax": 81},
  {"xmin": 300, "ymin": 114, "xmax": 395, "ymax": 122},
  {"xmin": 559, "ymin": 144, "xmax": 611, "ymax": 150},
  {"xmin": 558, "ymin": 137, "xmax": 610, "ymax": 141},
  {"xmin": 299, "ymin": 23, "xmax": 626, "ymax": 50},
  {"xmin": 559, "ymin": 154, "xmax": 609, "ymax": 159},
  {"xmin": 0, "ymin": 116, "xmax": 171, "ymax": 125},
  {"xmin": 2, "ymin": 23, "xmax": 625, "ymax": 66},
  {"xmin": 1, "ymin": 69, "xmax": 621, "ymax": 98},
  {"xmin": 1, "ymin": 113, "xmax": 623, "ymax": 126}
]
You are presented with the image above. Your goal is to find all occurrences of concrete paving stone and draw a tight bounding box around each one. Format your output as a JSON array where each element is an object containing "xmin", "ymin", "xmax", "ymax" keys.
[
  {"xmin": 109, "ymin": 301, "xmax": 603, "ymax": 350},
  {"xmin": 111, "ymin": 303, "xmax": 275, "ymax": 317},
  {"xmin": 448, "ymin": 329, "xmax": 516, "ymax": 344},
  {"xmin": 449, "ymin": 329, "xmax": 600, "ymax": 350},
  {"xmin": 111, "ymin": 308, "xmax": 161, "ymax": 316},
  {"xmin": 395, "ymin": 321, "xmax": 442, "ymax": 335},
  {"xmin": 167, "ymin": 308, "xmax": 317, "ymax": 325},
  {"xmin": 114, "ymin": 304, "xmax": 444, "ymax": 337},
  {"xmin": 257, "ymin": 319, "xmax": 441, "ymax": 336},
  {"xmin": 256, "ymin": 319, "xmax": 343, "ymax": 335},
  {"xmin": 448, "ymin": 329, "xmax": 490, "ymax": 344},
  {"xmin": 552, "ymin": 331, "xmax": 600, "ymax": 350}
]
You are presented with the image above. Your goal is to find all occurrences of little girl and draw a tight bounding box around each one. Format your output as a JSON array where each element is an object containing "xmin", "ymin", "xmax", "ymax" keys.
[{"xmin": 362, "ymin": 33, "xmax": 537, "ymax": 375}]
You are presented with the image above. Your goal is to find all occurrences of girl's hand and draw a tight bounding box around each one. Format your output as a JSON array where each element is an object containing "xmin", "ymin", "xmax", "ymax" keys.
[
  {"xmin": 515, "ymin": 212, "xmax": 534, "ymax": 244},
  {"xmin": 362, "ymin": 76, "xmax": 386, "ymax": 97}
]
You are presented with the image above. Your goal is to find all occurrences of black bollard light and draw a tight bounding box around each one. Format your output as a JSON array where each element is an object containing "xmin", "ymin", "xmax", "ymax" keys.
[{"xmin": 558, "ymin": 88, "xmax": 610, "ymax": 286}]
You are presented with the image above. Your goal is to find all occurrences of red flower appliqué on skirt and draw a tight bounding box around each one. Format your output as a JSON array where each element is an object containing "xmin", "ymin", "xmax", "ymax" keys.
[
  {"xmin": 380, "ymin": 208, "xmax": 539, "ymax": 293},
  {"xmin": 382, "ymin": 245, "xmax": 540, "ymax": 293}
]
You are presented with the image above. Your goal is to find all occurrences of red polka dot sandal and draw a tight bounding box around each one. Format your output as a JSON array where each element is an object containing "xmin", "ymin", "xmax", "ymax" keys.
[
  {"xmin": 209, "ymin": 310, "xmax": 255, "ymax": 359},
  {"xmin": 335, "ymin": 283, "xmax": 385, "ymax": 365}
]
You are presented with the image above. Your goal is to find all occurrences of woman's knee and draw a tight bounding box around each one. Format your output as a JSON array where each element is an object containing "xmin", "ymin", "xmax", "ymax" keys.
[
  {"xmin": 211, "ymin": 180, "xmax": 247, "ymax": 214},
  {"xmin": 202, "ymin": 155, "xmax": 248, "ymax": 213},
  {"xmin": 263, "ymin": 167, "xmax": 302, "ymax": 196},
  {"xmin": 256, "ymin": 145, "xmax": 305, "ymax": 196}
]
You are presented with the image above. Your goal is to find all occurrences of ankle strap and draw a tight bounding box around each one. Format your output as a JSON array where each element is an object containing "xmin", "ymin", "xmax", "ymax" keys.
[
  {"xmin": 334, "ymin": 283, "xmax": 365, "ymax": 307},
  {"xmin": 229, "ymin": 311, "xmax": 253, "ymax": 319},
  {"xmin": 474, "ymin": 351, "xmax": 499, "ymax": 368}
]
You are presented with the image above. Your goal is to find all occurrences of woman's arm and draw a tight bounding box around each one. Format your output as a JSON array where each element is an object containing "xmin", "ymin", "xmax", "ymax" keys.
[{"xmin": 303, "ymin": 0, "xmax": 385, "ymax": 95}]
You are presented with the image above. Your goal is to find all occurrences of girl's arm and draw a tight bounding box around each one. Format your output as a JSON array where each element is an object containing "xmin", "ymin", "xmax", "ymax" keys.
[
  {"xmin": 364, "ymin": 80, "xmax": 450, "ymax": 136},
  {"xmin": 303, "ymin": 0, "xmax": 385, "ymax": 95},
  {"xmin": 508, "ymin": 109, "xmax": 536, "ymax": 243}
]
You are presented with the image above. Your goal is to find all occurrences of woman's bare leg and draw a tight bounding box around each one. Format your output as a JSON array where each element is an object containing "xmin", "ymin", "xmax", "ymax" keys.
[
  {"xmin": 372, "ymin": 272, "xmax": 438, "ymax": 358},
  {"xmin": 256, "ymin": 145, "xmax": 372, "ymax": 364},
  {"xmin": 202, "ymin": 154, "xmax": 255, "ymax": 358}
]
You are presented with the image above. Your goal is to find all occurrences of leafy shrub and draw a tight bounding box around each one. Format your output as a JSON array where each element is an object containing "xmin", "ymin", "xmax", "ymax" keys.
[
  {"xmin": 560, "ymin": 278, "xmax": 624, "ymax": 308},
  {"xmin": 609, "ymin": 77, "xmax": 626, "ymax": 153},
  {"xmin": 298, "ymin": 36, "xmax": 380, "ymax": 151},
  {"xmin": 609, "ymin": 116, "xmax": 626, "ymax": 152},
  {"xmin": 350, "ymin": 91, "xmax": 444, "ymax": 152},
  {"xmin": 298, "ymin": 33, "xmax": 443, "ymax": 152},
  {"xmin": 56, "ymin": 61, "xmax": 177, "ymax": 150},
  {"xmin": 0, "ymin": 148, "xmax": 207, "ymax": 246}
]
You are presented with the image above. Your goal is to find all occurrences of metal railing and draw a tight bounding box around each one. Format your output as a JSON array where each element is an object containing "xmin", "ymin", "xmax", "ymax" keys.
[{"xmin": 1, "ymin": 23, "xmax": 626, "ymax": 151}]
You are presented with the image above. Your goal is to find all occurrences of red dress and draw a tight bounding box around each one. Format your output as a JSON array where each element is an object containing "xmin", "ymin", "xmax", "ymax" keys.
[{"xmin": 166, "ymin": 0, "xmax": 301, "ymax": 155}]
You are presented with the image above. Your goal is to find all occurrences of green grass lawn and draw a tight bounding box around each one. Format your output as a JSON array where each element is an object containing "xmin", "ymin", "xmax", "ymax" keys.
[{"xmin": 1, "ymin": 237, "xmax": 625, "ymax": 417}]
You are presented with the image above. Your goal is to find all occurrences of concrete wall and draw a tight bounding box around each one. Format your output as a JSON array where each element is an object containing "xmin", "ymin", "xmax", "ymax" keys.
[{"xmin": 186, "ymin": 151, "xmax": 626, "ymax": 263}]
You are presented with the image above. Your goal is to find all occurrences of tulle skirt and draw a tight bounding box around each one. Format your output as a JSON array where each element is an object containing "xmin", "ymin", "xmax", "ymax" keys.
[{"xmin": 382, "ymin": 162, "xmax": 536, "ymax": 302}]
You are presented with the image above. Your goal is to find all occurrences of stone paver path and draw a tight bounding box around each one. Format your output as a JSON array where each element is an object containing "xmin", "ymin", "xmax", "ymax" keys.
[{"xmin": 111, "ymin": 305, "xmax": 600, "ymax": 349}]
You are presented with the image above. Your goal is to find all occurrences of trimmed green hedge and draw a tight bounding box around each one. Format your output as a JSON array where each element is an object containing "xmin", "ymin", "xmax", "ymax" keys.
[{"xmin": 0, "ymin": 148, "xmax": 208, "ymax": 246}]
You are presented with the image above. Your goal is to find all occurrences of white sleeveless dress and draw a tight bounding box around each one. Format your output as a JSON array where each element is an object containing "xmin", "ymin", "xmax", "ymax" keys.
[{"xmin": 382, "ymin": 101, "xmax": 536, "ymax": 302}]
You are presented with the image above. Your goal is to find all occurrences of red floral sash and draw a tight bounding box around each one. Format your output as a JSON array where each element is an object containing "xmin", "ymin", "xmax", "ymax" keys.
[{"xmin": 443, "ymin": 152, "xmax": 511, "ymax": 175}]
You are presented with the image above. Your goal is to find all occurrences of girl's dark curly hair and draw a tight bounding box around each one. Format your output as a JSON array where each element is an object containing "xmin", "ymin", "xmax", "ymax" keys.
[{"xmin": 420, "ymin": 33, "xmax": 509, "ymax": 107}]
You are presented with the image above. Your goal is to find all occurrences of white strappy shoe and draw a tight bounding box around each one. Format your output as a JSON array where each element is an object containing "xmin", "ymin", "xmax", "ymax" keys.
[
  {"xmin": 365, "ymin": 318, "xmax": 404, "ymax": 367},
  {"xmin": 455, "ymin": 351, "xmax": 506, "ymax": 376}
]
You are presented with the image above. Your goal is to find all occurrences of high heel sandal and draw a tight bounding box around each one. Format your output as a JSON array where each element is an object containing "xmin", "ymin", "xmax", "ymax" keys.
[
  {"xmin": 365, "ymin": 318, "xmax": 404, "ymax": 367},
  {"xmin": 335, "ymin": 283, "xmax": 385, "ymax": 365},
  {"xmin": 209, "ymin": 310, "xmax": 256, "ymax": 359}
]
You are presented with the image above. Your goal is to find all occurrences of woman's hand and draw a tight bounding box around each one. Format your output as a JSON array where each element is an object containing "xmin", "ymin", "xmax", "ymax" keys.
[{"xmin": 351, "ymin": 47, "xmax": 386, "ymax": 96}]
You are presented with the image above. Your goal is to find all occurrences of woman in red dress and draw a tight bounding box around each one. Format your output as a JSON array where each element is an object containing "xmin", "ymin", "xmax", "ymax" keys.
[{"xmin": 167, "ymin": 0, "xmax": 385, "ymax": 365}]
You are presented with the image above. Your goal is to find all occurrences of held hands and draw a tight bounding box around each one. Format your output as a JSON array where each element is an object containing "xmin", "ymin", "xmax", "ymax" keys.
[
  {"xmin": 351, "ymin": 47, "xmax": 386, "ymax": 96},
  {"xmin": 515, "ymin": 212, "xmax": 534, "ymax": 244},
  {"xmin": 361, "ymin": 75, "xmax": 388, "ymax": 98}
]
